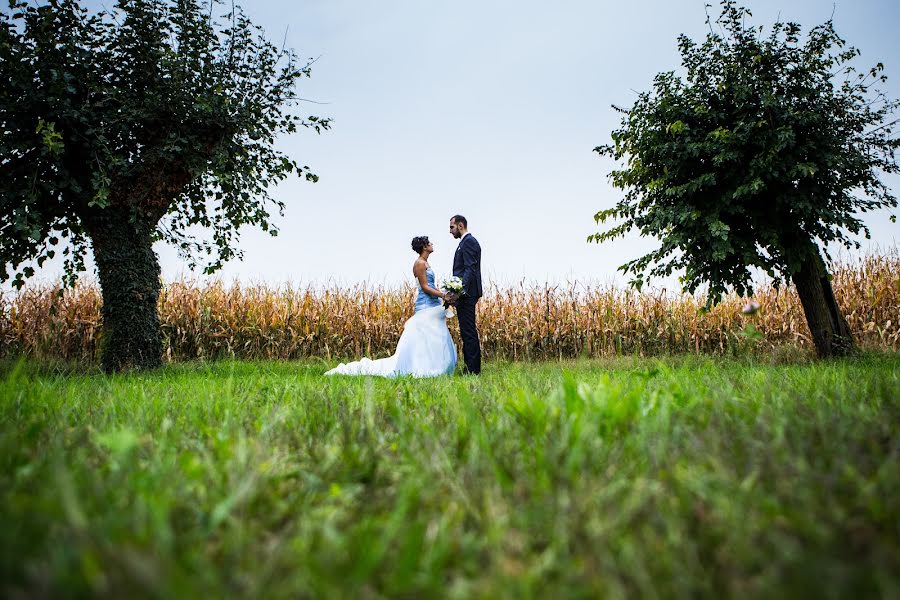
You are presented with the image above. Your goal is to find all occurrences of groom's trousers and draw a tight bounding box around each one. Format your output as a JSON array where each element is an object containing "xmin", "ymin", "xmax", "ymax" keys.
[{"xmin": 457, "ymin": 297, "xmax": 481, "ymax": 374}]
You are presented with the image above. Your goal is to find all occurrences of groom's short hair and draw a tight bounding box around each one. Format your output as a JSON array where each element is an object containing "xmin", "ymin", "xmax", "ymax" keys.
[{"xmin": 451, "ymin": 215, "xmax": 467, "ymax": 227}]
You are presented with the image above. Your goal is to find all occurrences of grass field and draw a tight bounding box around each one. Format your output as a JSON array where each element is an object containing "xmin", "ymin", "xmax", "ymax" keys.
[{"xmin": 1, "ymin": 356, "xmax": 898, "ymax": 598}]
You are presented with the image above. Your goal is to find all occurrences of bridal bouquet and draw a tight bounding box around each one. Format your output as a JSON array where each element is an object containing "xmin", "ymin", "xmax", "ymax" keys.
[
  {"xmin": 441, "ymin": 276, "xmax": 464, "ymax": 296},
  {"xmin": 441, "ymin": 276, "xmax": 464, "ymax": 315}
]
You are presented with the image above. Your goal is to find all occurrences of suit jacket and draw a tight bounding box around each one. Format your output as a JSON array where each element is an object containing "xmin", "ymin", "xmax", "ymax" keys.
[{"xmin": 452, "ymin": 234, "xmax": 483, "ymax": 300}]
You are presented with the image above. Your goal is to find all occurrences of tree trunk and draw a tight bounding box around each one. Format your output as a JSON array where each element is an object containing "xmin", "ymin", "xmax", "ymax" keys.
[
  {"xmin": 87, "ymin": 206, "xmax": 163, "ymax": 372},
  {"xmin": 792, "ymin": 244, "xmax": 854, "ymax": 358}
]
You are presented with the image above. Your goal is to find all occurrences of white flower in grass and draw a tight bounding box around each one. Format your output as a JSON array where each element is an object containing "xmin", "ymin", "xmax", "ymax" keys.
[{"xmin": 741, "ymin": 300, "xmax": 760, "ymax": 315}]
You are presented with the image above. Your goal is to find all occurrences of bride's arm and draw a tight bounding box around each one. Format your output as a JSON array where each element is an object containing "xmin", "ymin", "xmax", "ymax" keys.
[{"xmin": 413, "ymin": 262, "xmax": 445, "ymax": 299}]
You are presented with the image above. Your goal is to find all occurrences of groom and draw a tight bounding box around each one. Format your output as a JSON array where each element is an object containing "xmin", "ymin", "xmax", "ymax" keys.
[{"xmin": 448, "ymin": 215, "xmax": 482, "ymax": 375}]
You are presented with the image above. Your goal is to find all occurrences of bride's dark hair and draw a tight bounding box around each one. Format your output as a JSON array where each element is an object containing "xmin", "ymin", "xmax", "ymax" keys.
[{"xmin": 411, "ymin": 236, "xmax": 430, "ymax": 254}]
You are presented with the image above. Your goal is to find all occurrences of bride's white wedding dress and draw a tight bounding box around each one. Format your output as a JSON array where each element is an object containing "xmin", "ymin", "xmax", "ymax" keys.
[{"xmin": 325, "ymin": 268, "xmax": 458, "ymax": 377}]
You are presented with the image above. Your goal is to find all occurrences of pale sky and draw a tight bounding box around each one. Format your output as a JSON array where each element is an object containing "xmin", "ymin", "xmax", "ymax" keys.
[{"xmin": 19, "ymin": 0, "xmax": 900, "ymax": 290}]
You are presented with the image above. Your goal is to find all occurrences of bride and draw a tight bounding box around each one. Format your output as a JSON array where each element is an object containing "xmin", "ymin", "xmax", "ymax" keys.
[{"xmin": 325, "ymin": 236, "xmax": 458, "ymax": 377}]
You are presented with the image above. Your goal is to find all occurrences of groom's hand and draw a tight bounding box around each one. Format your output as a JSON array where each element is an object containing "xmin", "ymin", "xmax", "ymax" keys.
[{"xmin": 444, "ymin": 292, "xmax": 459, "ymax": 306}]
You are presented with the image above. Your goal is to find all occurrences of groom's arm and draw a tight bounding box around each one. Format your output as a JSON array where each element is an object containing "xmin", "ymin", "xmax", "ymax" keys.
[{"xmin": 460, "ymin": 237, "xmax": 480, "ymax": 295}]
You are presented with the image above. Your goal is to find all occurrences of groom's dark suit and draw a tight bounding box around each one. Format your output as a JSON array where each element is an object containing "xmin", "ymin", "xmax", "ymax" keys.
[{"xmin": 453, "ymin": 233, "xmax": 482, "ymax": 374}]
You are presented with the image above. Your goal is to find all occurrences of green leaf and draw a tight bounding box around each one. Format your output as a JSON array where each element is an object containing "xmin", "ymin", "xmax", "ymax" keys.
[{"xmin": 666, "ymin": 120, "xmax": 689, "ymax": 135}]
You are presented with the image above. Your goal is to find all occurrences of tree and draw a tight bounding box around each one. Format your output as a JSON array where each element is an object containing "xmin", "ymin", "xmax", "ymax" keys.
[
  {"xmin": 1, "ymin": 0, "xmax": 329, "ymax": 371},
  {"xmin": 591, "ymin": 0, "xmax": 899, "ymax": 358}
]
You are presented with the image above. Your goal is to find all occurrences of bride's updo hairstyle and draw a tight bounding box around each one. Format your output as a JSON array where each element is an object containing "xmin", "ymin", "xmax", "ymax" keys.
[{"xmin": 411, "ymin": 236, "xmax": 430, "ymax": 254}]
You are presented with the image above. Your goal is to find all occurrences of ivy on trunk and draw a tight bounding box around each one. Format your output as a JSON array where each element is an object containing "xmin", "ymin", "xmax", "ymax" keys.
[
  {"xmin": 591, "ymin": 0, "xmax": 898, "ymax": 358},
  {"xmin": 1, "ymin": 0, "xmax": 330, "ymax": 371},
  {"xmin": 87, "ymin": 205, "xmax": 163, "ymax": 371}
]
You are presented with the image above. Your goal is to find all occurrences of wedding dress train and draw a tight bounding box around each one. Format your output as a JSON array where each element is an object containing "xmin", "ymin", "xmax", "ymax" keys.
[{"xmin": 325, "ymin": 269, "xmax": 457, "ymax": 377}]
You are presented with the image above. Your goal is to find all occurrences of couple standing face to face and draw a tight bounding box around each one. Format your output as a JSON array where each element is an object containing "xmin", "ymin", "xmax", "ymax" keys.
[
  {"xmin": 326, "ymin": 215, "xmax": 480, "ymax": 378},
  {"xmin": 411, "ymin": 214, "xmax": 481, "ymax": 375}
]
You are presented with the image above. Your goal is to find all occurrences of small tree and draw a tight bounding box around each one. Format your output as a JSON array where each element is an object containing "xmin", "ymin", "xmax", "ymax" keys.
[
  {"xmin": 591, "ymin": 0, "xmax": 898, "ymax": 358},
  {"xmin": 1, "ymin": 0, "xmax": 329, "ymax": 371}
]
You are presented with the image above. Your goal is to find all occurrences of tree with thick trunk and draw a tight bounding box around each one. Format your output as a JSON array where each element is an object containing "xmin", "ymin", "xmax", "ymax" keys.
[
  {"xmin": 87, "ymin": 206, "xmax": 164, "ymax": 371},
  {"xmin": 591, "ymin": 1, "xmax": 898, "ymax": 358},
  {"xmin": 1, "ymin": 0, "xmax": 329, "ymax": 371},
  {"xmin": 791, "ymin": 240, "xmax": 854, "ymax": 358}
]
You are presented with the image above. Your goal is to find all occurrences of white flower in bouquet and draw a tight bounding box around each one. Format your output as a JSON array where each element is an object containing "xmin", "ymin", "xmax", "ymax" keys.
[
  {"xmin": 441, "ymin": 276, "xmax": 464, "ymax": 295},
  {"xmin": 440, "ymin": 276, "xmax": 463, "ymax": 319}
]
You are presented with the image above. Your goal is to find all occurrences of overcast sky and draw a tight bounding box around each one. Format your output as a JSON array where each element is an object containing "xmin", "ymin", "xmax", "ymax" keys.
[{"xmin": 23, "ymin": 0, "xmax": 900, "ymax": 290}]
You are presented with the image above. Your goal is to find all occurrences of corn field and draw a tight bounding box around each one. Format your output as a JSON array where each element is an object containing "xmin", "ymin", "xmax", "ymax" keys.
[{"xmin": 1, "ymin": 254, "xmax": 898, "ymax": 363}]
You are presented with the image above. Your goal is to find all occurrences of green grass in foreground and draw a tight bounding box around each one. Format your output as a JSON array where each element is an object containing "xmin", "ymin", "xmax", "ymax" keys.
[{"xmin": 1, "ymin": 355, "xmax": 898, "ymax": 599}]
